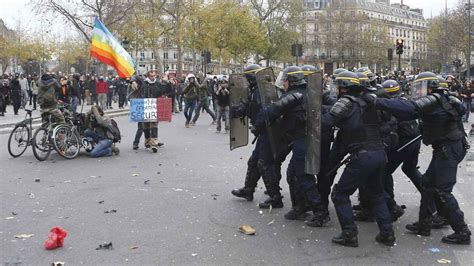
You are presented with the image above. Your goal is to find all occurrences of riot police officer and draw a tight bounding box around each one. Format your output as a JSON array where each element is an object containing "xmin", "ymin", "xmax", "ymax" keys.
[
  {"xmin": 376, "ymin": 72, "xmax": 471, "ymax": 245},
  {"xmin": 255, "ymin": 66, "xmax": 329, "ymax": 226},
  {"xmin": 381, "ymin": 79, "xmax": 422, "ymax": 220},
  {"xmin": 322, "ymin": 71, "xmax": 395, "ymax": 247},
  {"xmin": 231, "ymin": 64, "xmax": 283, "ymax": 209}
]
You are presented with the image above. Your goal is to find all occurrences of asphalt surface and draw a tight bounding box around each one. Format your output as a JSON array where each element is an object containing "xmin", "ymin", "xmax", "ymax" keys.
[{"xmin": 1, "ymin": 111, "xmax": 473, "ymax": 265}]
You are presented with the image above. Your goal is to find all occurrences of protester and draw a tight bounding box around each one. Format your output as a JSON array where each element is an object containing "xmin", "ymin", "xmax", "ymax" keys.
[
  {"xmin": 84, "ymin": 105, "xmax": 120, "ymax": 157},
  {"xmin": 182, "ymin": 74, "xmax": 199, "ymax": 128},
  {"xmin": 10, "ymin": 75, "xmax": 21, "ymax": 115},
  {"xmin": 30, "ymin": 74, "xmax": 39, "ymax": 110},
  {"xmin": 96, "ymin": 76, "xmax": 108, "ymax": 109},
  {"xmin": 38, "ymin": 74, "xmax": 65, "ymax": 124},
  {"xmin": 214, "ymin": 78, "xmax": 230, "ymax": 133},
  {"xmin": 19, "ymin": 74, "xmax": 29, "ymax": 109},
  {"xmin": 461, "ymin": 80, "xmax": 473, "ymax": 123},
  {"xmin": 57, "ymin": 76, "xmax": 70, "ymax": 103}
]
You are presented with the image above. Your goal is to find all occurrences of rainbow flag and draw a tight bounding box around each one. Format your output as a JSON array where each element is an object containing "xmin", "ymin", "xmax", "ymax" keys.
[{"xmin": 90, "ymin": 18, "xmax": 135, "ymax": 78}]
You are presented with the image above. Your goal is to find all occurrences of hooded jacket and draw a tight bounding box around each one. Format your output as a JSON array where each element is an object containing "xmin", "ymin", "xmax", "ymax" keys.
[{"xmin": 38, "ymin": 74, "xmax": 60, "ymax": 111}]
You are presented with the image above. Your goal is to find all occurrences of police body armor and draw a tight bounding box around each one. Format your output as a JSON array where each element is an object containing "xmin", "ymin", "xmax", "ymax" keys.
[
  {"xmin": 417, "ymin": 93, "xmax": 464, "ymax": 145},
  {"xmin": 337, "ymin": 95, "xmax": 384, "ymax": 152},
  {"xmin": 379, "ymin": 111, "xmax": 399, "ymax": 151},
  {"xmin": 247, "ymin": 85, "xmax": 261, "ymax": 125}
]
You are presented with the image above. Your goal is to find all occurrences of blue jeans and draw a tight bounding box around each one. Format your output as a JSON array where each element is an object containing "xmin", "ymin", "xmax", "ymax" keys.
[
  {"xmin": 184, "ymin": 99, "xmax": 197, "ymax": 122},
  {"xmin": 462, "ymin": 102, "xmax": 471, "ymax": 122},
  {"xmin": 84, "ymin": 129, "xmax": 112, "ymax": 157},
  {"xmin": 71, "ymin": 96, "xmax": 79, "ymax": 113}
]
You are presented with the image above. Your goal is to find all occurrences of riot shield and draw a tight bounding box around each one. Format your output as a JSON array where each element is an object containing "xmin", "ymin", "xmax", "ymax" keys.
[
  {"xmin": 304, "ymin": 72, "xmax": 322, "ymax": 175},
  {"xmin": 229, "ymin": 74, "xmax": 249, "ymax": 150},
  {"xmin": 256, "ymin": 68, "xmax": 287, "ymax": 161}
]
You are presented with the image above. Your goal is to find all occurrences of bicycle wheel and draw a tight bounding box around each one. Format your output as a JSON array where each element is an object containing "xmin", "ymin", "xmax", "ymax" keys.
[
  {"xmin": 8, "ymin": 124, "xmax": 30, "ymax": 158},
  {"xmin": 32, "ymin": 127, "xmax": 52, "ymax": 161},
  {"xmin": 53, "ymin": 125, "xmax": 80, "ymax": 159}
]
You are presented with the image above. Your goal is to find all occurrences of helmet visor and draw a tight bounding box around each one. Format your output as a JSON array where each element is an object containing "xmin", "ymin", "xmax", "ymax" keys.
[
  {"xmin": 410, "ymin": 80, "xmax": 428, "ymax": 99},
  {"xmin": 274, "ymin": 71, "xmax": 286, "ymax": 90}
]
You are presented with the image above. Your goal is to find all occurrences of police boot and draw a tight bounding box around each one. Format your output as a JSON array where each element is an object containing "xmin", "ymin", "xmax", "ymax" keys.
[
  {"xmin": 390, "ymin": 204, "xmax": 406, "ymax": 222},
  {"xmin": 306, "ymin": 206, "xmax": 330, "ymax": 227},
  {"xmin": 284, "ymin": 206, "xmax": 310, "ymax": 221},
  {"xmin": 431, "ymin": 213, "xmax": 449, "ymax": 229},
  {"xmin": 375, "ymin": 231, "xmax": 396, "ymax": 246},
  {"xmin": 231, "ymin": 187, "xmax": 254, "ymax": 201},
  {"xmin": 258, "ymin": 195, "xmax": 283, "ymax": 209},
  {"xmin": 441, "ymin": 226, "xmax": 471, "ymax": 245},
  {"xmin": 332, "ymin": 230, "xmax": 358, "ymax": 247},
  {"xmin": 406, "ymin": 220, "xmax": 431, "ymax": 236}
]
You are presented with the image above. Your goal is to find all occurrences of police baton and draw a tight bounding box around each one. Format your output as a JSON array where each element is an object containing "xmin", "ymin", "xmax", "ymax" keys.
[
  {"xmin": 325, "ymin": 154, "xmax": 353, "ymax": 178},
  {"xmin": 396, "ymin": 135, "xmax": 422, "ymax": 153}
]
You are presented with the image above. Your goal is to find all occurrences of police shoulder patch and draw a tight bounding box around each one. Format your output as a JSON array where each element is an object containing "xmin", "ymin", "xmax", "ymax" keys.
[{"xmin": 330, "ymin": 97, "xmax": 353, "ymax": 119}]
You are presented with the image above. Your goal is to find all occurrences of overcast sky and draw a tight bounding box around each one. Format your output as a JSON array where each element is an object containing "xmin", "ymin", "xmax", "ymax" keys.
[{"xmin": 0, "ymin": 0, "xmax": 463, "ymax": 33}]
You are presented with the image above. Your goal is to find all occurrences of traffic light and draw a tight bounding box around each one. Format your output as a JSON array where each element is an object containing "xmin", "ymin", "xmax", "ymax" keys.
[{"xmin": 396, "ymin": 39, "xmax": 404, "ymax": 55}]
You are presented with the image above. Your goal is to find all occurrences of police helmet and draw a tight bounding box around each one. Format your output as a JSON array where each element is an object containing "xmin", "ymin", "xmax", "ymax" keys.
[
  {"xmin": 356, "ymin": 67, "xmax": 376, "ymax": 82},
  {"xmin": 301, "ymin": 65, "xmax": 319, "ymax": 77},
  {"xmin": 335, "ymin": 71, "xmax": 360, "ymax": 89},
  {"xmin": 382, "ymin": 79, "xmax": 401, "ymax": 96},
  {"xmin": 243, "ymin": 64, "xmax": 262, "ymax": 84},
  {"xmin": 356, "ymin": 72, "xmax": 371, "ymax": 89},
  {"xmin": 411, "ymin": 72, "xmax": 440, "ymax": 98},
  {"xmin": 332, "ymin": 68, "xmax": 348, "ymax": 79},
  {"xmin": 438, "ymin": 77, "xmax": 449, "ymax": 89},
  {"xmin": 275, "ymin": 66, "xmax": 306, "ymax": 88}
]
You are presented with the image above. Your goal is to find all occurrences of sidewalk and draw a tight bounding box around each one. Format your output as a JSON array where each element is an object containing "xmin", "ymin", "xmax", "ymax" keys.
[{"xmin": 0, "ymin": 101, "xmax": 130, "ymax": 134}]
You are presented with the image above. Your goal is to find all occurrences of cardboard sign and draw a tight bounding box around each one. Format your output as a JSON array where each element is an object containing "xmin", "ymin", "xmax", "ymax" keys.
[
  {"xmin": 129, "ymin": 98, "xmax": 158, "ymax": 122},
  {"xmin": 129, "ymin": 97, "xmax": 172, "ymax": 122}
]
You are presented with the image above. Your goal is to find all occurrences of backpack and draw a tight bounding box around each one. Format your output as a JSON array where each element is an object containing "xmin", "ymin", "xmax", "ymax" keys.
[{"xmin": 108, "ymin": 119, "xmax": 121, "ymax": 143}]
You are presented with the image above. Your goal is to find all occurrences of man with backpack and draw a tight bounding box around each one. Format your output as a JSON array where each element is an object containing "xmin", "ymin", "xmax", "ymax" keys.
[{"xmin": 84, "ymin": 105, "xmax": 120, "ymax": 157}]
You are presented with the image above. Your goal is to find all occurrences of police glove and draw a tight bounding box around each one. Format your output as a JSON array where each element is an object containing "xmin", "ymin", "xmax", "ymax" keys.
[
  {"xmin": 448, "ymin": 95, "xmax": 461, "ymax": 105},
  {"xmin": 363, "ymin": 93, "xmax": 377, "ymax": 107}
]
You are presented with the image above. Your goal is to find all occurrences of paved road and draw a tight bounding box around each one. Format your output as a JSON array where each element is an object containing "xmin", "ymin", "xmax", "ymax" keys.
[{"xmin": 1, "ymin": 112, "xmax": 473, "ymax": 265}]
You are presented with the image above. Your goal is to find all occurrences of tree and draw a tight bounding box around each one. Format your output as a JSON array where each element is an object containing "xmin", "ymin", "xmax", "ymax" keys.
[
  {"xmin": 33, "ymin": 0, "xmax": 135, "ymax": 43},
  {"xmin": 249, "ymin": 0, "xmax": 303, "ymax": 65},
  {"xmin": 56, "ymin": 40, "xmax": 89, "ymax": 73},
  {"xmin": 199, "ymin": 1, "xmax": 267, "ymax": 71}
]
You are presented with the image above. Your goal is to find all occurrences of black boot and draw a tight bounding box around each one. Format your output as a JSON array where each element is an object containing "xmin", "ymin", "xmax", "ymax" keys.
[
  {"xmin": 375, "ymin": 231, "xmax": 396, "ymax": 246},
  {"xmin": 390, "ymin": 204, "xmax": 405, "ymax": 222},
  {"xmin": 432, "ymin": 213, "xmax": 449, "ymax": 229},
  {"xmin": 406, "ymin": 221, "xmax": 431, "ymax": 236},
  {"xmin": 231, "ymin": 187, "xmax": 254, "ymax": 201},
  {"xmin": 441, "ymin": 227, "xmax": 471, "ymax": 245},
  {"xmin": 332, "ymin": 230, "xmax": 358, "ymax": 247},
  {"xmin": 258, "ymin": 195, "xmax": 283, "ymax": 209},
  {"xmin": 306, "ymin": 210, "xmax": 330, "ymax": 227},
  {"xmin": 284, "ymin": 207, "xmax": 310, "ymax": 221}
]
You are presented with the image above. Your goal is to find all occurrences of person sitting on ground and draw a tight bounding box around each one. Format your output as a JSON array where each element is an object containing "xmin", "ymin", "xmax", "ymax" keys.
[
  {"xmin": 38, "ymin": 74, "xmax": 66, "ymax": 124},
  {"xmin": 84, "ymin": 105, "xmax": 120, "ymax": 157}
]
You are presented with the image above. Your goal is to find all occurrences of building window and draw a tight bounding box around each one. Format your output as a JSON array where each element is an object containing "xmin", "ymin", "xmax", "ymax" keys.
[
  {"xmin": 151, "ymin": 52, "xmax": 155, "ymax": 59},
  {"xmin": 173, "ymin": 53, "xmax": 177, "ymax": 59},
  {"xmin": 140, "ymin": 52, "xmax": 145, "ymax": 61},
  {"xmin": 164, "ymin": 52, "xmax": 168, "ymax": 59}
]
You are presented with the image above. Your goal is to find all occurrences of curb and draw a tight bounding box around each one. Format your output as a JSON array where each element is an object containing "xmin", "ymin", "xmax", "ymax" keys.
[{"xmin": 0, "ymin": 110, "xmax": 129, "ymax": 136}]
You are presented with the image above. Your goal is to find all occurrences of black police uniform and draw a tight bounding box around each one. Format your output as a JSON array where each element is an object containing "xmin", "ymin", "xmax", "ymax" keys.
[
  {"xmin": 232, "ymin": 80, "xmax": 282, "ymax": 208},
  {"xmin": 377, "ymin": 92, "xmax": 471, "ymax": 244},
  {"xmin": 255, "ymin": 81, "xmax": 329, "ymax": 226},
  {"xmin": 322, "ymin": 92, "xmax": 394, "ymax": 247}
]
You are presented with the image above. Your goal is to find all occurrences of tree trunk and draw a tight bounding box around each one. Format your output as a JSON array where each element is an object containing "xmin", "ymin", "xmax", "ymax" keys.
[{"xmin": 177, "ymin": 43, "xmax": 183, "ymax": 77}]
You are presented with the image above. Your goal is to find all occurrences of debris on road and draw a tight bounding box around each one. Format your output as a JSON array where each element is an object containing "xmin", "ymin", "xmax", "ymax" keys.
[
  {"xmin": 52, "ymin": 261, "xmax": 65, "ymax": 266},
  {"xmin": 429, "ymin": 247, "xmax": 441, "ymax": 253},
  {"xmin": 98, "ymin": 200, "xmax": 104, "ymax": 204},
  {"xmin": 239, "ymin": 225, "xmax": 256, "ymax": 235},
  {"xmin": 104, "ymin": 209, "xmax": 117, "ymax": 214},
  {"xmin": 5, "ymin": 216, "xmax": 15, "ymax": 220},
  {"xmin": 14, "ymin": 234, "xmax": 34, "ymax": 239},
  {"xmin": 12, "ymin": 212, "xmax": 17, "ymax": 216},
  {"xmin": 96, "ymin": 242, "xmax": 113, "ymax": 250},
  {"xmin": 437, "ymin": 259, "xmax": 451, "ymax": 264},
  {"xmin": 191, "ymin": 253, "xmax": 197, "ymax": 257},
  {"xmin": 35, "ymin": 178, "xmax": 40, "ymax": 182},
  {"xmin": 144, "ymin": 180, "xmax": 150, "ymax": 184},
  {"xmin": 129, "ymin": 246, "xmax": 139, "ymax": 250},
  {"xmin": 44, "ymin": 227, "xmax": 68, "ymax": 250},
  {"xmin": 132, "ymin": 174, "xmax": 140, "ymax": 176},
  {"xmin": 28, "ymin": 193, "xmax": 35, "ymax": 199},
  {"xmin": 267, "ymin": 220, "xmax": 275, "ymax": 225}
]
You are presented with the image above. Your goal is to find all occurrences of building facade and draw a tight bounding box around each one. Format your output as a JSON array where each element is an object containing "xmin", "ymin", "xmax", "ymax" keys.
[{"xmin": 301, "ymin": 0, "xmax": 428, "ymax": 74}]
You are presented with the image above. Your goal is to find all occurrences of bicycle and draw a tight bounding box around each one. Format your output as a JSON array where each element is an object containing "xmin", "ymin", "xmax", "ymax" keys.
[
  {"xmin": 52, "ymin": 112, "xmax": 93, "ymax": 159},
  {"xmin": 31, "ymin": 103, "xmax": 72, "ymax": 161},
  {"xmin": 7, "ymin": 108, "xmax": 34, "ymax": 158}
]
